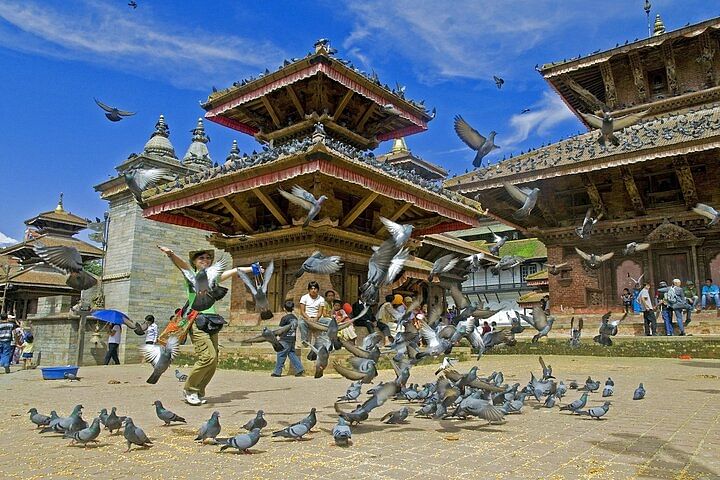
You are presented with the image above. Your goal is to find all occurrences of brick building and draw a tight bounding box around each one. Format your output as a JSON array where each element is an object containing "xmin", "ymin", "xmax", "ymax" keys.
[{"xmin": 447, "ymin": 16, "xmax": 720, "ymax": 313}]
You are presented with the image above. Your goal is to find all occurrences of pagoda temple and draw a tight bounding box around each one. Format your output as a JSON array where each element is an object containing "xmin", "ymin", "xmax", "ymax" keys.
[
  {"xmin": 140, "ymin": 39, "xmax": 488, "ymax": 325},
  {"xmin": 0, "ymin": 195, "xmax": 103, "ymax": 319},
  {"xmin": 447, "ymin": 16, "xmax": 720, "ymax": 313}
]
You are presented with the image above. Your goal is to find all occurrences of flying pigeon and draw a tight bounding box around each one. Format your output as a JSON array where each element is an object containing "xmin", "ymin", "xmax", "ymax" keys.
[
  {"xmin": 539, "ymin": 356, "xmax": 555, "ymax": 380},
  {"xmin": 521, "ymin": 306, "xmax": 555, "ymax": 343},
  {"xmin": 453, "ymin": 115, "xmax": 499, "ymax": 168},
  {"xmin": 180, "ymin": 254, "xmax": 230, "ymax": 311},
  {"xmin": 123, "ymin": 166, "xmax": 168, "ymax": 206},
  {"xmin": 332, "ymin": 417, "xmax": 352, "ymax": 447},
  {"xmin": 294, "ymin": 251, "xmax": 343, "ymax": 278},
  {"xmin": 195, "ymin": 411, "xmax": 221, "ymax": 442},
  {"xmin": 488, "ymin": 227, "xmax": 507, "ymax": 256},
  {"xmin": 547, "ymin": 263, "xmax": 568, "ymax": 275},
  {"xmin": 128, "ymin": 1, "xmax": 137, "ymax": 8},
  {"xmin": 94, "ymin": 98, "xmax": 135, "ymax": 122},
  {"xmin": 219, "ymin": 428, "xmax": 261, "ymax": 453},
  {"xmin": 692, "ymin": 203, "xmax": 719, "ymax": 228},
  {"xmin": 380, "ymin": 216, "xmax": 413, "ymax": 247},
  {"xmin": 622, "ymin": 242, "xmax": 650, "ymax": 256},
  {"xmin": 123, "ymin": 417, "xmax": 153, "ymax": 452},
  {"xmin": 575, "ymin": 247, "xmax": 614, "ymax": 269},
  {"xmin": 34, "ymin": 245, "xmax": 97, "ymax": 291},
  {"xmin": 464, "ymin": 253, "xmax": 485, "ymax": 273},
  {"xmin": 278, "ymin": 185, "xmax": 327, "ymax": 227},
  {"xmin": 575, "ymin": 208, "xmax": 602, "ymax": 239},
  {"xmin": 242, "ymin": 325, "xmax": 290, "ymax": 353},
  {"xmin": 428, "ymin": 254, "xmax": 459, "ymax": 282},
  {"xmin": 580, "ymin": 109, "xmax": 648, "ymax": 146},
  {"xmin": 503, "ymin": 183, "xmax": 540, "ymax": 219},
  {"xmin": 493, "ymin": 75, "xmax": 505, "ymax": 89},
  {"xmin": 237, "ymin": 260, "xmax": 275, "ymax": 319},
  {"xmin": 143, "ymin": 336, "xmax": 179, "ymax": 384},
  {"xmin": 152, "ymin": 400, "xmax": 186, "ymax": 426},
  {"xmin": 242, "ymin": 410, "xmax": 267, "ymax": 431}
]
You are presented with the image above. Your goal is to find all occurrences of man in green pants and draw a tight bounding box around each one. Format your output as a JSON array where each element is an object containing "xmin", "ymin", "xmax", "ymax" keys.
[{"xmin": 157, "ymin": 245, "xmax": 258, "ymax": 406}]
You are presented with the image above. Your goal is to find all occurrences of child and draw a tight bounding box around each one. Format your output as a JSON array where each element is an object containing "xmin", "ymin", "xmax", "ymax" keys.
[
  {"xmin": 334, "ymin": 300, "xmax": 357, "ymax": 343},
  {"xmin": 622, "ymin": 288, "xmax": 633, "ymax": 314},
  {"xmin": 21, "ymin": 330, "xmax": 34, "ymax": 370},
  {"xmin": 271, "ymin": 300, "xmax": 305, "ymax": 378}
]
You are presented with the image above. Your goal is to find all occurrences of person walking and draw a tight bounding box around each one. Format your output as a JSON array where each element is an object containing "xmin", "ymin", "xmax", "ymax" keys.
[
  {"xmin": 638, "ymin": 282, "xmax": 657, "ymax": 336},
  {"xmin": 104, "ymin": 323, "xmax": 122, "ymax": 365},
  {"xmin": 0, "ymin": 314, "xmax": 15, "ymax": 373},
  {"xmin": 144, "ymin": 315, "xmax": 158, "ymax": 345},
  {"xmin": 271, "ymin": 300, "xmax": 305, "ymax": 377},
  {"xmin": 701, "ymin": 278, "xmax": 720, "ymax": 310},
  {"xmin": 157, "ymin": 245, "xmax": 257, "ymax": 406}
]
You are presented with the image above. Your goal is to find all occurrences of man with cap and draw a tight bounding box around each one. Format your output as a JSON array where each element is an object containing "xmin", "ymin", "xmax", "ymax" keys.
[
  {"xmin": 157, "ymin": 245, "xmax": 258, "ymax": 406},
  {"xmin": 655, "ymin": 281, "xmax": 674, "ymax": 335}
]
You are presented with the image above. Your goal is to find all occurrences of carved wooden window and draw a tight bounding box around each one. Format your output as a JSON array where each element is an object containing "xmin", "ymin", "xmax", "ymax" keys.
[
  {"xmin": 642, "ymin": 170, "xmax": 683, "ymax": 208},
  {"xmin": 557, "ymin": 188, "xmax": 592, "ymax": 218},
  {"xmin": 647, "ymin": 68, "xmax": 668, "ymax": 97}
]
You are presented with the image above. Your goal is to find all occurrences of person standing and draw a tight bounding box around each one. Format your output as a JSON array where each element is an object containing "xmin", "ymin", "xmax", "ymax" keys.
[
  {"xmin": 21, "ymin": 329, "xmax": 34, "ymax": 370},
  {"xmin": 0, "ymin": 314, "xmax": 14, "ymax": 373},
  {"xmin": 670, "ymin": 279, "xmax": 687, "ymax": 335},
  {"xmin": 104, "ymin": 323, "xmax": 122, "ymax": 365},
  {"xmin": 271, "ymin": 300, "xmax": 304, "ymax": 377},
  {"xmin": 638, "ymin": 282, "xmax": 657, "ymax": 336},
  {"xmin": 144, "ymin": 315, "xmax": 158, "ymax": 345},
  {"xmin": 701, "ymin": 278, "xmax": 720, "ymax": 310},
  {"xmin": 157, "ymin": 245, "xmax": 257, "ymax": 406}
]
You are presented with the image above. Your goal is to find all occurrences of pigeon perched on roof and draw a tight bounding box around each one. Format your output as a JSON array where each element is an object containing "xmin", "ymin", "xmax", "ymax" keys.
[
  {"xmin": 94, "ymin": 98, "xmax": 135, "ymax": 122},
  {"xmin": 34, "ymin": 245, "xmax": 97, "ymax": 291},
  {"xmin": 454, "ymin": 115, "xmax": 499, "ymax": 168},
  {"xmin": 122, "ymin": 417, "xmax": 153, "ymax": 452},
  {"xmin": 219, "ymin": 428, "xmax": 261, "ymax": 453},
  {"xmin": 503, "ymin": 183, "xmax": 540, "ymax": 219},
  {"xmin": 278, "ymin": 185, "xmax": 327, "ymax": 227},
  {"xmin": 294, "ymin": 251, "xmax": 343, "ymax": 278},
  {"xmin": 580, "ymin": 110, "xmax": 648, "ymax": 146},
  {"xmin": 332, "ymin": 417, "xmax": 352, "ymax": 447}
]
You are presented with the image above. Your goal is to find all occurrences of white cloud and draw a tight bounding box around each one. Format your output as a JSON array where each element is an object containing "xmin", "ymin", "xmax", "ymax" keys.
[
  {"xmin": 0, "ymin": 1, "xmax": 286, "ymax": 89},
  {"xmin": 0, "ymin": 231, "xmax": 18, "ymax": 246},
  {"xmin": 503, "ymin": 91, "xmax": 576, "ymax": 146}
]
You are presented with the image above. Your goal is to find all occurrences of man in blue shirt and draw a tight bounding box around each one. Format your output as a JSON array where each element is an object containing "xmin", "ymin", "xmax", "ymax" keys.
[
  {"xmin": 701, "ymin": 278, "xmax": 720, "ymax": 310},
  {"xmin": 0, "ymin": 313, "xmax": 15, "ymax": 373}
]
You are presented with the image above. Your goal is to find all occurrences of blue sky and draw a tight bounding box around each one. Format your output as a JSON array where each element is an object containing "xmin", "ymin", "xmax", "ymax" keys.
[{"xmin": 0, "ymin": 0, "xmax": 716, "ymax": 245}]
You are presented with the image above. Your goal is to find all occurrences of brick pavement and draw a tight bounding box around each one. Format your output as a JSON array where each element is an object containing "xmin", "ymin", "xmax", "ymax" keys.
[{"xmin": 1, "ymin": 355, "xmax": 719, "ymax": 479}]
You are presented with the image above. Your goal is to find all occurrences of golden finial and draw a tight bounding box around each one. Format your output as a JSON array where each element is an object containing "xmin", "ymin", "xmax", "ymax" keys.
[
  {"xmin": 391, "ymin": 137, "xmax": 409, "ymax": 154},
  {"xmin": 55, "ymin": 192, "xmax": 64, "ymax": 213},
  {"xmin": 653, "ymin": 14, "xmax": 666, "ymax": 36}
]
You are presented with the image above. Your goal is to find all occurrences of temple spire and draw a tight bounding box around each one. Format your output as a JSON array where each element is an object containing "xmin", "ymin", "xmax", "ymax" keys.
[
  {"xmin": 55, "ymin": 192, "xmax": 64, "ymax": 213},
  {"xmin": 143, "ymin": 114, "xmax": 177, "ymax": 158},
  {"xmin": 390, "ymin": 137, "xmax": 409, "ymax": 154},
  {"xmin": 183, "ymin": 118, "xmax": 212, "ymax": 168},
  {"xmin": 653, "ymin": 14, "xmax": 666, "ymax": 36}
]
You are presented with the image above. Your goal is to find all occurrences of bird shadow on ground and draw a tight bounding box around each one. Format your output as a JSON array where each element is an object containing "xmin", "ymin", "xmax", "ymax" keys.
[
  {"xmin": 272, "ymin": 437, "xmax": 314, "ymax": 442},
  {"xmin": 207, "ymin": 387, "xmax": 289, "ymax": 404},
  {"xmin": 588, "ymin": 433, "xmax": 717, "ymax": 477},
  {"xmin": 678, "ymin": 361, "xmax": 720, "ymax": 369},
  {"xmin": 689, "ymin": 389, "xmax": 720, "ymax": 395},
  {"xmin": 434, "ymin": 421, "xmax": 504, "ymax": 433},
  {"xmin": 67, "ymin": 442, "xmax": 108, "ymax": 448},
  {"xmin": 216, "ymin": 448, "xmax": 266, "ymax": 455}
]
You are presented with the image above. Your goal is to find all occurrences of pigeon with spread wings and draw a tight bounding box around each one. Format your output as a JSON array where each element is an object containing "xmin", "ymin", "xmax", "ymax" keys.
[
  {"xmin": 453, "ymin": 115, "xmax": 499, "ymax": 168},
  {"xmin": 237, "ymin": 260, "xmax": 275, "ymax": 320},
  {"xmin": 34, "ymin": 245, "xmax": 97, "ymax": 291},
  {"xmin": 278, "ymin": 185, "xmax": 327, "ymax": 227},
  {"xmin": 575, "ymin": 247, "xmax": 614, "ymax": 269},
  {"xmin": 503, "ymin": 183, "xmax": 540, "ymax": 219},
  {"xmin": 692, "ymin": 203, "xmax": 719, "ymax": 228},
  {"xmin": 580, "ymin": 110, "xmax": 648, "ymax": 147},
  {"xmin": 180, "ymin": 254, "xmax": 230, "ymax": 311},
  {"xmin": 143, "ymin": 336, "xmax": 179, "ymax": 384},
  {"xmin": 94, "ymin": 98, "xmax": 135, "ymax": 122},
  {"xmin": 124, "ymin": 166, "xmax": 168, "ymax": 207}
]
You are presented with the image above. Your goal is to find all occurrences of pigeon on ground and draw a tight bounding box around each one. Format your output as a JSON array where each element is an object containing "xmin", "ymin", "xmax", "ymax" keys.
[
  {"xmin": 381, "ymin": 407, "xmax": 409, "ymax": 424},
  {"xmin": 578, "ymin": 401, "xmax": 611, "ymax": 419},
  {"xmin": 575, "ymin": 247, "xmax": 614, "ymax": 269},
  {"xmin": 622, "ymin": 242, "xmax": 650, "ymax": 256},
  {"xmin": 28, "ymin": 408, "xmax": 53, "ymax": 428},
  {"xmin": 123, "ymin": 166, "xmax": 168, "ymax": 206},
  {"xmin": 338, "ymin": 381, "xmax": 363, "ymax": 402},
  {"xmin": 580, "ymin": 110, "xmax": 648, "ymax": 146},
  {"xmin": 334, "ymin": 403, "xmax": 370, "ymax": 425},
  {"xmin": 560, "ymin": 393, "xmax": 589, "ymax": 413},
  {"xmin": 237, "ymin": 260, "xmax": 275, "ymax": 319},
  {"xmin": 569, "ymin": 317, "xmax": 583, "ymax": 348},
  {"xmin": 556, "ymin": 382, "xmax": 568, "ymax": 398},
  {"xmin": 272, "ymin": 422, "xmax": 310, "ymax": 440},
  {"xmin": 539, "ymin": 356, "xmax": 555, "ymax": 380},
  {"xmin": 332, "ymin": 417, "xmax": 352, "ymax": 447},
  {"xmin": 503, "ymin": 183, "xmax": 540, "ymax": 219},
  {"xmin": 94, "ymin": 98, "xmax": 135, "ymax": 122},
  {"xmin": 602, "ymin": 382, "xmax": 614, "ymax": 398},
  {"xmin": 543, "ymin": 394, "xmax": 557, "ymax": 408},
  {"xmin": 101, "ymin": 407, "xmax": 126, "ymax": 434},
  {"xmin": 40, "ymin": 405, "xmax": 86, "ymax": 434},
  {"xmin": 278, "ymin": 185, "xmax": 327, "ymax": 227},
  {"xmin": 300, "ymin": 408, "xmax": 317, "ymax": 431},
  {"xmin": 34, "ymin": 245, "xmax": 97, "ymax": 291},
  {"xmin": 575, "ymin": 208, "xmax": 602, "ymax": 239},
  {"xmin": 123, "ymin": 417, "xmax": 153, "ymax": 452},
  {"xmin": 569, "ymin": 380, "xmax": 579, "ymax": 390},
  {"xmin": 242, "ymin": 410, "xmax": 267, "ymax": 431},
  {"xmin": 180, "ymin": 255, "xmax": 230, "ymax": 312},
  {"xmin": 428, "ymin": 254, "xmax": 459, "ymax": 282},
  {"xmin": 144, "ymin": 336, "xmax": 180, "ymax": 384},
  {"xmin": 219, "ymin": 428, "xmax": 261, "ymax": 453},
  {"xmin": 195, "ymin": 411, "xmax": 221, "ymax": 442},
  {"xmin": 64, "ymin": 372, "xmax": 81, "ymax": 381},
  {"xmin": 294, "ymin": 251, "xmax": 343, "ymax": 278},
  {"xmin": 693, "ymin": 203, "xmax": 720, "ymax": 228},
  {"xmin": 175, "ymin": 369, "xmax": 188, "ymax": 382},
  {"xmin": 580, "ymin": 377, "xmax": 601, "ymax": 392},
  {"xmin": 453, "ymin": 115, "xmax": 499, "ymax": 168},
  {"xmin": 65, "ymin": 417, "xmax": 102, "ymax": 447},
  {"xmin": 153, "ymin": 400, "xmax": 186, "ymax": 426},
  {"xmin": 633, "ymin": 383, "xmax": 646, "ymax": 400}
]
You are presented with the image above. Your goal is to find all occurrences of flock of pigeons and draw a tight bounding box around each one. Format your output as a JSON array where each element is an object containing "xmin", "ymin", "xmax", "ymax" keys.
[{"xmin": 26, "ymin": 355, "xmax": 648, "ymax": 452}]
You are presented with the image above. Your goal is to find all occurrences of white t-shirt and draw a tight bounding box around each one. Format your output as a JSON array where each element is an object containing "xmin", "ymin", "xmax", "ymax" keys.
[
  {"xmin": 145, "ymin": 323, "xmax": 158, "ymax": 343},
  {"xmin": 109, "ymin": 325, "xmax": 122, "ymax": 344},
  {"xmin": 300, "ymin": 294, "xmax": 325, "ymax": 319}
]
